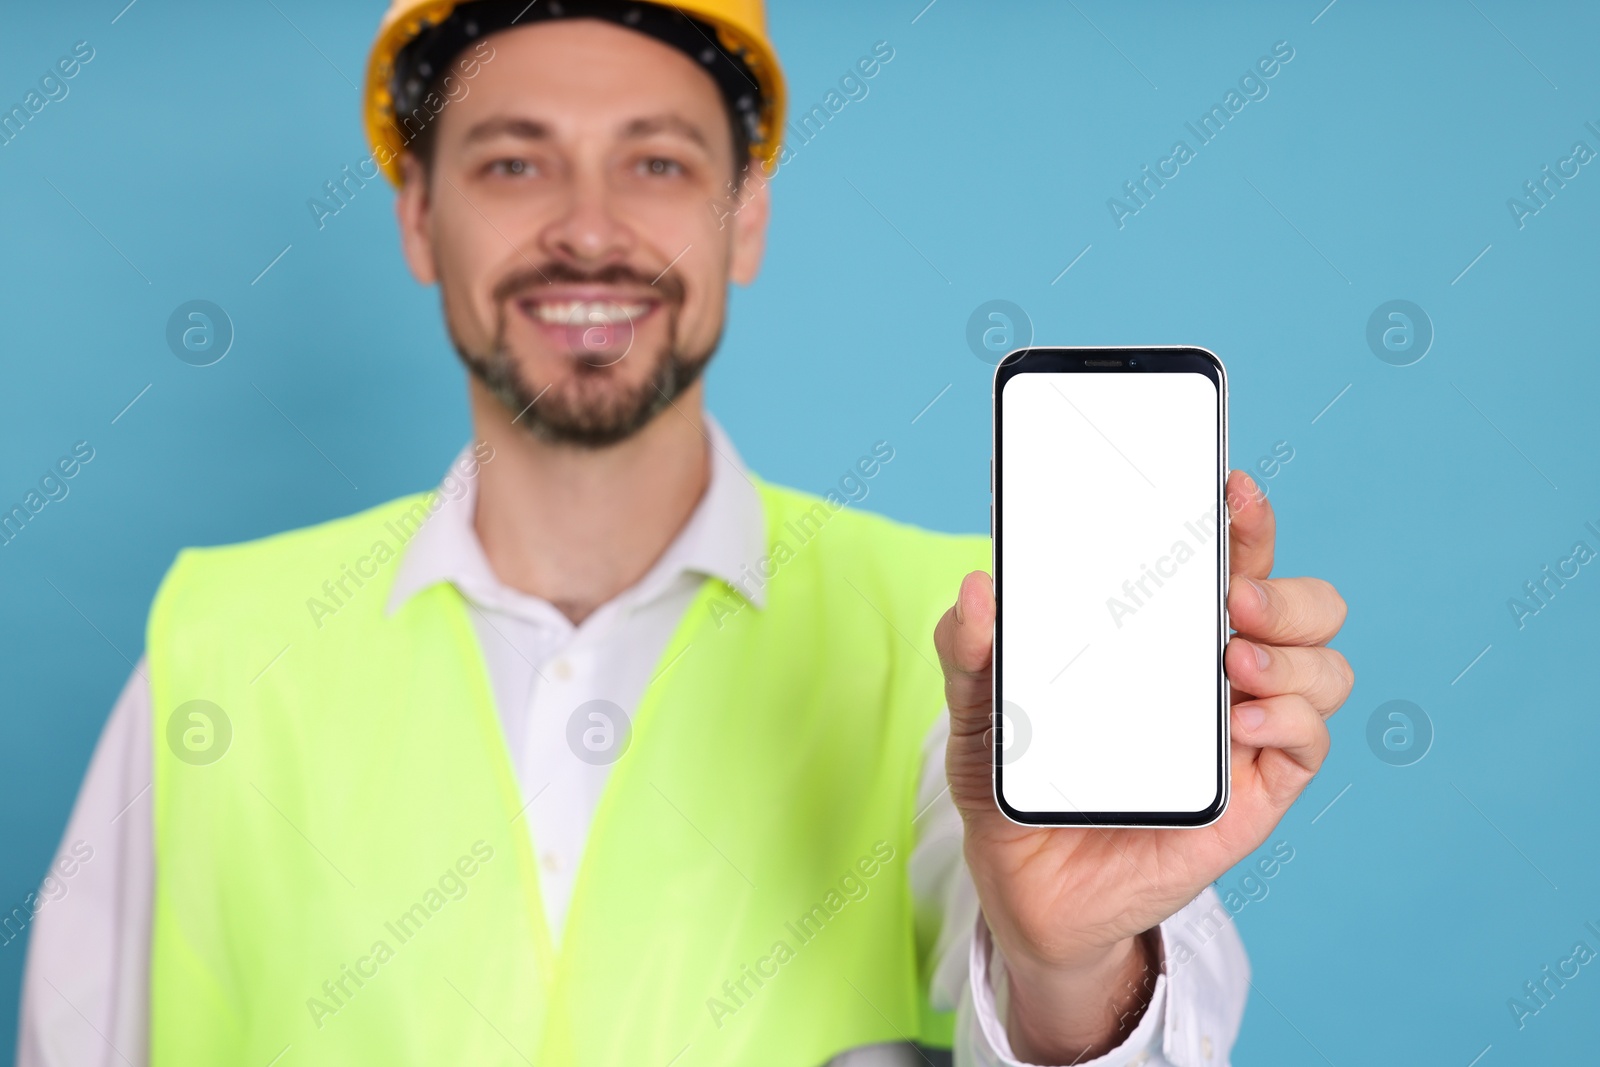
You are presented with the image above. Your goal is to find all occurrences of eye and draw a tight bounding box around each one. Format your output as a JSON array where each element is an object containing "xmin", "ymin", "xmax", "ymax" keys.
[
  {"xmin": 637, "ymin": 156, "xmax": 686, "ymax": 178},
  {"xmin": 487, "ymin": 158, "xmax": 535, "ymax": 178}
]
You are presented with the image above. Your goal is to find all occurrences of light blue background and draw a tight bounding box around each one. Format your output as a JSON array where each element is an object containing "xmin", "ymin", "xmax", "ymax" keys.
[{"xmin": 2, "ymin": 1, "xmax": 1597, "ymax": 1062}]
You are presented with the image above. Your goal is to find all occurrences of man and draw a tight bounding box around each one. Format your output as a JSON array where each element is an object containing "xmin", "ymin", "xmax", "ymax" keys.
[{"xmin": 18, "ymin": 1, "xmax": 1352, "ymax": 1064}]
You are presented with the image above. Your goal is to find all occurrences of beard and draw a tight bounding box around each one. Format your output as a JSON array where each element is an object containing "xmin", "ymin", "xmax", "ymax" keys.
[{"xmin": 447, "ymin": 261, "xmax": 719, "ymax": 449}]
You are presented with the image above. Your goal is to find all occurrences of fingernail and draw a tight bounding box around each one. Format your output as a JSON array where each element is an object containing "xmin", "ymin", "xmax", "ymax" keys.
[
  {"xmin": 1235, "ymin": 704, "xmax": 1266, "ymax": 731},
  {"xmin": 954, "ymin": 580, "xmax": 967, "ymax": 625},
  {"xmin": 1239, "ymin": 473, "xmax": 1258, "ymax": 499},
  {"xmin": 1247, "ymin": 577, "xmax": 1269, "ymax": 610},
  {"xmin": 1250, "ymin": 640, "xmax": 1271, "ymax": 671}
]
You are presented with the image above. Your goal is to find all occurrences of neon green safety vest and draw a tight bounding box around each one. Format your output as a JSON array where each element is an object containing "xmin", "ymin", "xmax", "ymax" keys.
[{"xmin": 148, "ymin": 478, "xmax": 989, "ymax": 1066}]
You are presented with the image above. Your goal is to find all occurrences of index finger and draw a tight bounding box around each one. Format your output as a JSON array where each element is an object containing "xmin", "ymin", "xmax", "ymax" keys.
[{"xmin": 1227, "ymin": 470, "xmax": 1276, "ymax": 580}]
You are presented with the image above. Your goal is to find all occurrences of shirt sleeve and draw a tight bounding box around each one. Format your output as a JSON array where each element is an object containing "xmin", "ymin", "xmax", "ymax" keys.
[
  {"xmin": 16, "ymin": 658, "xmax": 154, "ymax": 1067},
  {"xmin": 910, "ymin": 709, "xmax": 1250, "ymax": 1067}
]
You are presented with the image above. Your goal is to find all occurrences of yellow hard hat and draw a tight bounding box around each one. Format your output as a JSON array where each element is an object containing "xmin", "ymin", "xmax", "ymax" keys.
[{"xmin": 362, "ymin": 0, "xmax": 786, "ymax": 186}]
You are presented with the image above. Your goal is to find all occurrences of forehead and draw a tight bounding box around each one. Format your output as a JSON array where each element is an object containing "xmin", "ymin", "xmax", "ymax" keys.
[{"xmin": 441, "ymin": 19, "xmax": 729, "ymax": 140}]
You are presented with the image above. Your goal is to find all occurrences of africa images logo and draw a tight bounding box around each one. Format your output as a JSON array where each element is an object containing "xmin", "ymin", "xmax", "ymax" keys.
[
  {"xmin": 305, "ymin": 841, "xmax": 496, "ymax": 1031},
  {"xmin": 705, "ymin": 841, "xmax": 896, "ymax": 1028},
  {"xmin": 1102, "ymin": 504, "xmax": 1221, "ymax": 630},
  {"xmin": 1106, "ymin": 40, "xmax": 1296, "ymax": 229}
]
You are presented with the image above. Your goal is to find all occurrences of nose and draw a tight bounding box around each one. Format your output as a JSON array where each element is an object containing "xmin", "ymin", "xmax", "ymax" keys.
[{"xmin": 539, "ymin": 169, "xmax": 636, "ymax": 269}]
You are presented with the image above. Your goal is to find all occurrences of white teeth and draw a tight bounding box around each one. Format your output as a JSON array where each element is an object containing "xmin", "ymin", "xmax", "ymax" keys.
[{"xmin": 528, "ymin": 300, "xmax": 649, "ymax": 326}]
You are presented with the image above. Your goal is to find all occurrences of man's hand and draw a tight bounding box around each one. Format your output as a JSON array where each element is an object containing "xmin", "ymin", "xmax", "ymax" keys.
[{"xmin": 934, "ymin": 471, "xmax": 1351, "ymax": 1063}]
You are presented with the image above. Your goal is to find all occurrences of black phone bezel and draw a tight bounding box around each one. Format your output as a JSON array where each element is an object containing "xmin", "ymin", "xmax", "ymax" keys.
[{"xmin": 991, "ymin": 346, "xmax": 1230, "ymax": 828}]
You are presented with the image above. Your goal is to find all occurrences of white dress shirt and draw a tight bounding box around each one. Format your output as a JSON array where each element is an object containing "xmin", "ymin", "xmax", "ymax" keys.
[{"xmin": 15, "ymin": 415, "xmax": 1248, "ymax": 1067}]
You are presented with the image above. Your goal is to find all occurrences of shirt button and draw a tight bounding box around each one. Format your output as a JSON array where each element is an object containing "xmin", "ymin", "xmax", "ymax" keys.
[
  {"xmin": 541, "ymin": 851, "xmax": 561, "ymax": 874},
  {"xmin": 551, "ymin": 659, "xmax": 573, "ymax": 681}
]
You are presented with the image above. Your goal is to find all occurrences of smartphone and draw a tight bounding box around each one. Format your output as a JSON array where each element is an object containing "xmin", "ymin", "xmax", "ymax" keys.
[{"xmin": 992, "ymin": 346, "xmax": 1229, "ymax": 828}]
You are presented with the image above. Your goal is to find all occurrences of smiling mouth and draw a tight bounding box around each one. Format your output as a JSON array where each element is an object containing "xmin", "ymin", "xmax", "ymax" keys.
[
  {"xmin": 522, "ymin": 298, "xmax": 654, "ymax": 325},
  {"xmin": 516, "ymin": 296, "xmax": 658, "ymax": 360}
]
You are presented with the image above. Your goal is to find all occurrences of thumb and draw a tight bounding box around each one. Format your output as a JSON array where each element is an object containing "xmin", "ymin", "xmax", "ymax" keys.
[{"xmin": 934, "ymin": 570, "xmax": 995, "ymax": 732}]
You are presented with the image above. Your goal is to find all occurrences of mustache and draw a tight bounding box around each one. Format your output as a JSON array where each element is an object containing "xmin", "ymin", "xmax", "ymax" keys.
[{"xmin": 492, "ymin": 261, "xmax": 687, "ymax": 306}]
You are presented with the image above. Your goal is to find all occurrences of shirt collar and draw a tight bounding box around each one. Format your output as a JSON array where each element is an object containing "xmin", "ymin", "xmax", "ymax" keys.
[{"xmin": 384, "ymin": 413, "xmax": 768, "ymax": 618}]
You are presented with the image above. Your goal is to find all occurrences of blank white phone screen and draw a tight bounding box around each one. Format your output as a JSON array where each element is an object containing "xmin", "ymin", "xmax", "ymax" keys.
[{"xmin": 999, "ymin": 371, "xmax": 1221, "ymax": 818}]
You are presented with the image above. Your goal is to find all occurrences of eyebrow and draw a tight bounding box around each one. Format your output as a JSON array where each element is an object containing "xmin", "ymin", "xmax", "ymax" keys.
[
  {"xmin": 620, "ymin": 114, "xmax": 711, "ymax": 151},
  {"xmin": 460, "ymin": 112, "xmax": 713, "ymax": 151},
  {"xmin": 462, "ymin": 116, "xmax": 552, "ymax": 145}
]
